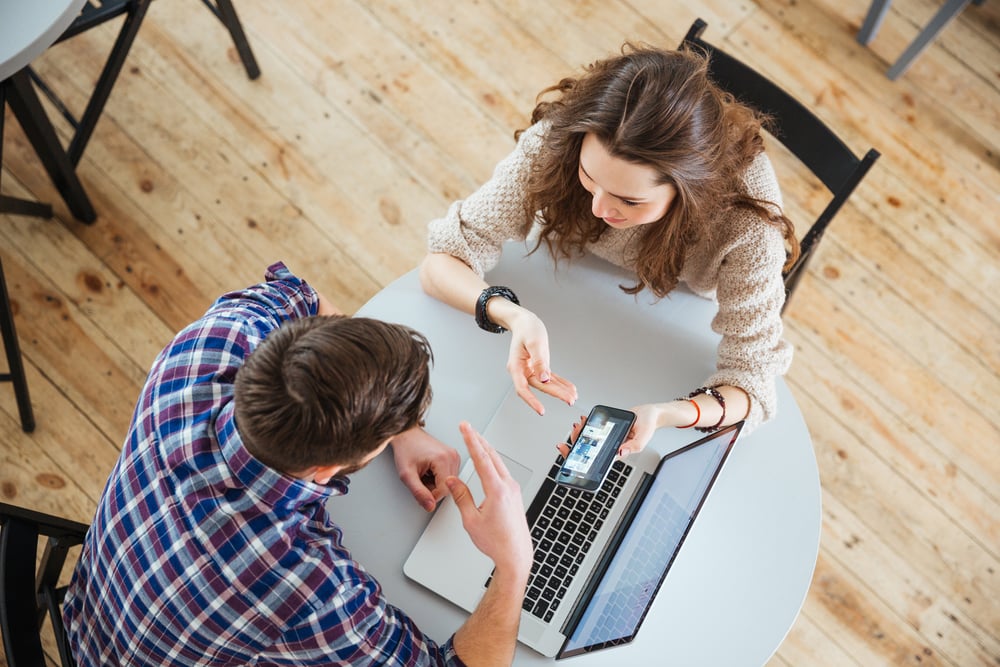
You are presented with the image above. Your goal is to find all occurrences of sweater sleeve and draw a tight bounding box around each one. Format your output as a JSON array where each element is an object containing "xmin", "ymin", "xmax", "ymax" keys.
[
  {"xmin": 700, "ymin": 152, "xmax": 793, "ymax": 434},
  {"xmin": 704, "ymin": 219, "xmax": 792, "ymax": 434},
  {"xmin": 426, "ymin": 123, "xmax": 547, "ymax": 277}
]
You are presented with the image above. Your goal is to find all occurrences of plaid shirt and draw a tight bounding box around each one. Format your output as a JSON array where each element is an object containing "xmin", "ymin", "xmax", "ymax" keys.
[{"xmin": 64, "ymin": 263, "xmax": 464, "ymax": 666}]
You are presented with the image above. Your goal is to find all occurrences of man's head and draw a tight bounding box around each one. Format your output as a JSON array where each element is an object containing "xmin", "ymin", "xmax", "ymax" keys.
[{"xmin": 233, "ymin": 315, "xmax": 433, "ymax": 475}]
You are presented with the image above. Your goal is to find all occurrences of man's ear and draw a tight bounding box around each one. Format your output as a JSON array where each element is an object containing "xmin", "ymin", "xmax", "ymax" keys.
[{"xmin": 311, "ymin": 464, "xmax": 342, "ymax": 485}]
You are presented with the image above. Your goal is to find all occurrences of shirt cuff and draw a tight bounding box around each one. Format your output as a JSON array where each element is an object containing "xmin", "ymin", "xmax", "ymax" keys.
[{"xmin": 441, "ymin": 637, "xmax": 469, "ymax": 667}]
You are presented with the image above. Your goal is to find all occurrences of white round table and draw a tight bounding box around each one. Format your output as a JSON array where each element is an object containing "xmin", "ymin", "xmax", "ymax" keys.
[
  {"xmin": 0, "ymin": 0, "xmax": 87, "ymax": 81},
  {"xmin": 333, "ymin": 244, "xmax": 821, "ymax": 665}
]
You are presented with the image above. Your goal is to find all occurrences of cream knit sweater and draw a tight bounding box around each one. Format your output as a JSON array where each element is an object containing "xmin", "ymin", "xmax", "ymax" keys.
[{"xmin": 427, "ymin": 123, "xmax": 793, "ymax": 433}]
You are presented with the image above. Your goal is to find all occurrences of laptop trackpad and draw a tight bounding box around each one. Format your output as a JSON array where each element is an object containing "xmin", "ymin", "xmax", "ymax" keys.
[{"xmin": 461, "ymin": 453, "xmax": 534, "ymax": 505}]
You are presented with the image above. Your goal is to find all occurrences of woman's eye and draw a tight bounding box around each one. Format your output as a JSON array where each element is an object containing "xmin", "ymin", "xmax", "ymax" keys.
[{"xmin": 621, "ymin": 199, "xmax": 640, "ymax": 208}]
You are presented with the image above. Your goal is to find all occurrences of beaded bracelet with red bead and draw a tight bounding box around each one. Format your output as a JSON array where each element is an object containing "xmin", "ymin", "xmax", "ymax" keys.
[{"xmin": 689, "ymin": 386, "xmax": 726, "ymax": 432}]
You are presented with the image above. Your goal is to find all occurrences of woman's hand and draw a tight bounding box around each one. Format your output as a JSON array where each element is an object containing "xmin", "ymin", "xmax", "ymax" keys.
[
  {"xmin": 504, "ymin": 307, "xmax": 577, "ymax": 415},
  {"xmin": 555, "ymin": 415, "xmax": 587, "ymax": 458},
  {"xmin": 619, "ymin": 403, "xmax": 663, "ymax": 456},
  {"xmin": 555, "ymin": 402, "xmax": 682, "ymax": 460}
]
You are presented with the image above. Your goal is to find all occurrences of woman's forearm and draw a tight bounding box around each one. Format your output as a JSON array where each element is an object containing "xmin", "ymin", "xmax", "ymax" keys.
[
  {"xmin": 655, "ymin": 384, "xmax": 750, "ymax": 430},
  {"xmin": 419, "ymin": 253, "xmax": 487, "ymax": 313}
]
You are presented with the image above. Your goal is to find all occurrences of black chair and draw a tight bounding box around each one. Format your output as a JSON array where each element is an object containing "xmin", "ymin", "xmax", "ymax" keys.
[
  {"xmin": 0, "ymin": 502, "xmax": 90, "ymax": 667},
  {"xmin": 0, "ymin": 256, "xmax": 33, "ymax": 433},
  {"xmin": 680, "ymin": 19, "xmax": 880, "ymax": 312},
  {"xmin": 2, "ymin": 0, "xmax": 260, "ymax": 224}
]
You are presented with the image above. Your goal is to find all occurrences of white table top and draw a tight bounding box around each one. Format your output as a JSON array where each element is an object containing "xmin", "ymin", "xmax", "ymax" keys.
[
  {"xmin": 0, "ymin": 0, "xmax": 87, "ymax": 81},
  {"xmin": 336, "ymin": 243, "xmax": 821, "ymax": 665}
]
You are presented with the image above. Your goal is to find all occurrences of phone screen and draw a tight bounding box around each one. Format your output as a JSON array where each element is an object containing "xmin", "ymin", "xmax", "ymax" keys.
[{"xmin": 556, "ymin": 405, "xmax": 636, "ymax": 492}]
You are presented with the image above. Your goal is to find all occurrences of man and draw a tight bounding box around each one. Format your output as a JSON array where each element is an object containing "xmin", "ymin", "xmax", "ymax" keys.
[{"xmin": 63, "ymin": 262, "xmax": 533, "ymax": 666}]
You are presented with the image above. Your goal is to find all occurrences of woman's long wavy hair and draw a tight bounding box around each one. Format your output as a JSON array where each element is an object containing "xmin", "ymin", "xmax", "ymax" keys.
[{"xmin": 517, "ymin": 43, "xmax": 799, "ymax": 297}]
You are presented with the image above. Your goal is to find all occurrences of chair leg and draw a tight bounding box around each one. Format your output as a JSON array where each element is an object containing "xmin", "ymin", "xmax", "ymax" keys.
[
  {"xmin": 5, "ymin": 70, "xmax": 96, "ymax": 224},
  {"xmin": 0, "ymin": 257, "xmax": 34, "ymax": 433},
  {"xmin": 67, "ymin": 0, "xmax": 153, "ymax": 166},
  {"xmin": 857, "ymin": 0, "xmax": 893, "ymax": 45},
  {"xmin": 887, "ymin": 0, "xmax": 972, "ymax": 79},
  {"xmin": 0, "ymin": 82, "xmax": 55, "ymax": 219},
  {"xmin": 204, "ymin": 0, "xmax": 261, "ymax": 80}
]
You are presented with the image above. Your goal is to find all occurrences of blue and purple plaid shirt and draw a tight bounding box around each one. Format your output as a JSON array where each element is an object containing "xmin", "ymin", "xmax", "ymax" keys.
[{"xmin": 64, "ymin": 263, "xmax": 463, "ymax": 666}]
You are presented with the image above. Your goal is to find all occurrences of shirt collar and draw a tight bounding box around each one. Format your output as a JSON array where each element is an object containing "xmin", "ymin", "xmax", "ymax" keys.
[{"xmin": 215, "ymin": 400, "xmax": 348, "ymax": 511}]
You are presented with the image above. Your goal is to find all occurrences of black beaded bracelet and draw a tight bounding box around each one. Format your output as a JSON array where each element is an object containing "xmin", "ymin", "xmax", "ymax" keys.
[
  {"xmin": 689, "ymin": 386, "xmax": 726, "ymax": 432},
  {"xmin": 475, "ymin": 285, "xmax": 520, "ymax": 333}
]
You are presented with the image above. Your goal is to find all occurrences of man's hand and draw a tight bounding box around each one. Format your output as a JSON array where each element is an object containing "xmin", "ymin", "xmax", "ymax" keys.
[
  {"xmin": 391, "ymin": 427, "xmax": 461, "ymax": 512},
  {"xmin": 447, "ymin": 422, "xmax": 532, "ymax": 576}
]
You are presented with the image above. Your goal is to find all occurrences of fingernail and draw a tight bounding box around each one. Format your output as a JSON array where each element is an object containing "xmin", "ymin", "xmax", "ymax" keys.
[
  {"xmin": 619, "ymin": 449, "xmax": 630, "ymax": 457},
  {"xmin": 540, "ymin": 373, "xmax": 550, "ymax": 383}
]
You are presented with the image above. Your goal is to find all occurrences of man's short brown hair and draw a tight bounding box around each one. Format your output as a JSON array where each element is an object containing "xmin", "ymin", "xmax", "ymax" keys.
[{"xmin": 233, "ymin": 315, "xmax": 433, "ymax": 473}]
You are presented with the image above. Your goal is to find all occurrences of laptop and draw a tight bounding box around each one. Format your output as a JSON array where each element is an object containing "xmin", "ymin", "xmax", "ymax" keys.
[{"xmin": 404, "ymin": 391, "xmax": 743, "ymax": 658}]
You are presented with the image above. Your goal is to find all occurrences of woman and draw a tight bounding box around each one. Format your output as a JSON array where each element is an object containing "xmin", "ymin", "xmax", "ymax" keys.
[{"xmin": 420, "ymin": 43, "xmax": 797, "ymax": 455}]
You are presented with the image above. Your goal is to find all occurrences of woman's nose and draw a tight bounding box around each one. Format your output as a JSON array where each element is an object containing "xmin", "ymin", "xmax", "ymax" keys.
[{"xmin": 592, "ymin": 190, "xmax": 615, "ymax": 218}]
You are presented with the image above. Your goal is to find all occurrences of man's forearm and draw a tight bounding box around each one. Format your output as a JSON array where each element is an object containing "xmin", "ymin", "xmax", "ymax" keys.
[{"xmin": 452, "ymin": 567, "xmax": 527, "ymax": 667}]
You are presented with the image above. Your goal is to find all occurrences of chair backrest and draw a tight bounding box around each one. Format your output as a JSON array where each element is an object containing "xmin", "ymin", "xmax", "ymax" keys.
[
  {"xmin": 0, "ymin": 503, "xmax": 89, "ymax": 667},
  {"xmin": 679, "ymin": 19, "xmax": 880, "ymax": 310}
]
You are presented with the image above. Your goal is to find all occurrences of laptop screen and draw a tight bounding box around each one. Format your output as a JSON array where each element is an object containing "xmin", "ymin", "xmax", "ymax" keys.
[{"xmin": 558, "ymin": 424, "xmax": 740, "ymax": 658}]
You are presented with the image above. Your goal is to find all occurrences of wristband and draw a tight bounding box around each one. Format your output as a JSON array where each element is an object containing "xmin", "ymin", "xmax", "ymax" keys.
[
  {"xmin": 689, "ymin": 386, "xmax": 726, "ymax": 432},
  {"xmin": 475, "ymin": 286, "xmax": 520, "ymax": 333},
  {"xmin": 675, "ymin": 398, "xmax": 701, "ymax": 429}
]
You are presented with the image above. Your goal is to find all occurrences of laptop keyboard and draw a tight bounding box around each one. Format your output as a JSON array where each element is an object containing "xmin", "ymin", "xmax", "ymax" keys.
[{"xmin": 485, "ymin": 457, "xmax": 634, "ymax": 622}]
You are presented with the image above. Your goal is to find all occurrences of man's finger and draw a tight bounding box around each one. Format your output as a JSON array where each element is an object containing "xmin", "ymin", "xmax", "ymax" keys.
[
  {"xmin": 461, "ymin": 422, "xmax": 501, "ymax": 478},
  {"xmin": 482, "ymin": 441, "xmax": 513, "ymax": 482},
  {"xmin": 447, "ymin": 477, "xmax": 475, "ymax": 512},
  {"xmin": 399, "ymin": 469, "xmax": 437, "ymax": 512}
]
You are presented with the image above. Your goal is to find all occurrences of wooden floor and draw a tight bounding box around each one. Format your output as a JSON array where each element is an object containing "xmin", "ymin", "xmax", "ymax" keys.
[{"xmin": 1, "ymin": 0, "xmax": 997, "ymax": 664}]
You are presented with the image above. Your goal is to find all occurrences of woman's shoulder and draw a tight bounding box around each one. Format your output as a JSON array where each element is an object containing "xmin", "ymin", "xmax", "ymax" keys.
[
  {"xmin": 516, "ymin": 120, "xmax": 550, "ymax": 153},
  {"xmin": 741, "ymin": 151, "xmax": 783, "ymax": 207},
  {"xmin": 711, "ymin": 155, "xmax": 788, "ymax": 260}
]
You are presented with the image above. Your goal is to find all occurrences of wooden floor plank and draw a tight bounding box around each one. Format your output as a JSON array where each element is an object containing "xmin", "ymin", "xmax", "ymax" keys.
[
  {"xmin": 821, "ymin": 491, "xmax": 1000, "ymax": 666},
  {"xmin": 789, "ymin": 359, "xmax": 999, "ymax": 636},
  {"xmin": 0, "ymin": 240, "xmax": 147, "ymax": 440},
  {"xmin": 791, "ymin": 323, "xmax": 999, "ymax": 554},
  {"xmin": 769, "ymin": 607, "xmax": 863, "ymax": 666},
  {"xmin": 752, "ymin": 0, "xmax": 1000, "ymax": 247}
]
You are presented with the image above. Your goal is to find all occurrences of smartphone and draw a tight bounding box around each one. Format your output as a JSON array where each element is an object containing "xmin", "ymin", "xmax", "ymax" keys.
[{"xmin": 555, "ymin": 405, "xmax": 636, "ymax": 492}]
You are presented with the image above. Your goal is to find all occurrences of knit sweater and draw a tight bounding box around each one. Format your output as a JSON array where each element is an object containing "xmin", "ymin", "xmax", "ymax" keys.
[{"xmin": 427, "ymin": 122, "xmax": 793, "ymax": 433}]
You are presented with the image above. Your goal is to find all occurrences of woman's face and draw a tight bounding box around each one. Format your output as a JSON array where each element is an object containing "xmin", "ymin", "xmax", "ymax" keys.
[{"xmin": 578, "ymin": 133, "xmax": 676, "ymax": 230}]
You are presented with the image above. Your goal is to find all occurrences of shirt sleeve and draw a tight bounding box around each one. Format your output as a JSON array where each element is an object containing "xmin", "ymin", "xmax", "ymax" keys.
[
  {"xmin": 207, "ymin": 261, "xmax": 320, "ymax": 339},
  {"xmin": 148, "ymin": 262, "xmax": 320, "ymax": 415},
  {"xmin": 256, "ymin": 570, "xmax": 468, "ymax": 667},
  {"xmin": 426, "ymin": 123, "xmax": 547, "ymax": 277}
]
